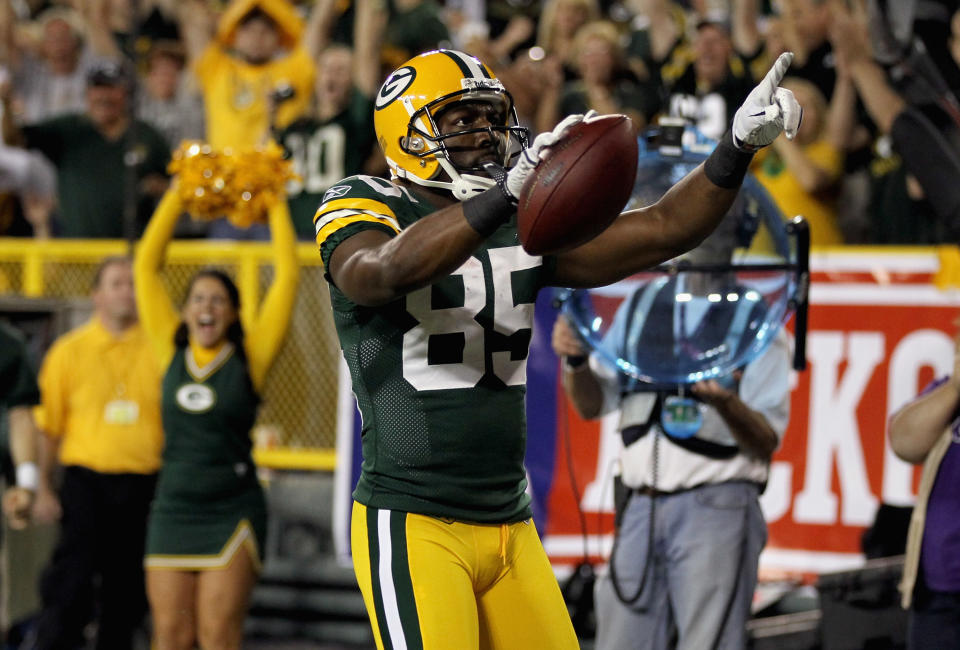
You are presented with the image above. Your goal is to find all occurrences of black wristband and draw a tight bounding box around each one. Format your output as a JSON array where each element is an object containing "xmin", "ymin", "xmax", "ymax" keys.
[
  {"xmin": 462, "ymin": 187, "xmax": 516, "ymax": 237},
  {"xmin": 565, "ymin": 354, "xmax": 587, "ymax": 369},
  {"xmin": 704, "ymin": 130, "xmax": 755, "ymax": 189}
]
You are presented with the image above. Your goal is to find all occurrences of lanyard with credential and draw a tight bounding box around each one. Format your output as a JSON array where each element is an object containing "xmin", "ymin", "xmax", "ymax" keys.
[{"xmin": 663, "ymin": 274, "xmax": 703, "ymax": 438}]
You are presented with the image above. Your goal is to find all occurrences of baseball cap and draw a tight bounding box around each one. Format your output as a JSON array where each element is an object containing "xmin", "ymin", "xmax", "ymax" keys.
[
  {"xmin": 86, "ymin": 61, "xmax": 130, "ymax": 87},
  {"xmin": 695, "ymin": 10, "xmax": 732, "ymax": 33}
]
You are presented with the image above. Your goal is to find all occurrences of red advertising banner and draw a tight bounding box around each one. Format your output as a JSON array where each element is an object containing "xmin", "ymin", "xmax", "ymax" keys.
[{"xmin": 541, "ymin": 249, "xmax": 960, "ymax": 578}]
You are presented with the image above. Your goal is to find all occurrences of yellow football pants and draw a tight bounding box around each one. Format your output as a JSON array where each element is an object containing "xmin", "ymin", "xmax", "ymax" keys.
[{"xmin": 351, "ymin": 502, "xmax": 579, "ymax": 650}]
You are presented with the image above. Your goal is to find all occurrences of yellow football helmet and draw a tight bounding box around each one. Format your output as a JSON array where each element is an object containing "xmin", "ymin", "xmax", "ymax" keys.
[{"xmin": 374, "ymin": 49, "xmax": 529, "ymax": 201}]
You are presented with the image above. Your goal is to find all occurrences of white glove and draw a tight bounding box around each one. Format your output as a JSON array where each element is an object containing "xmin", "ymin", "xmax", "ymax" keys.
[
  {"xmin": 732, "ymin": 52, "xmax": 803, "ymax": 150},
  {"xmin": 506, "ymin": 111, "xmax": 597, "ymax": 199}
]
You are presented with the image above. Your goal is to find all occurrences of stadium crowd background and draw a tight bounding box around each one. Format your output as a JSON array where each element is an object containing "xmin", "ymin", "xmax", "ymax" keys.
[{"xmin": 0, "ymin": 0, "xmax": 956, "ymax": 247}]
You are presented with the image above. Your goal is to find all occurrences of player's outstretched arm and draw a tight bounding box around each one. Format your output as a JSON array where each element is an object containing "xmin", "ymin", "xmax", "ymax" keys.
[{"xmin": 553, "ymin": 53, "xmax": 800, "ymax": 288}]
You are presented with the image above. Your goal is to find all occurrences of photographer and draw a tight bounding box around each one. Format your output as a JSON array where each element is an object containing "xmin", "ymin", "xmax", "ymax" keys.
[{"xmin": 551, "ymin": 213, "xmax": 790, "ymax": 650}]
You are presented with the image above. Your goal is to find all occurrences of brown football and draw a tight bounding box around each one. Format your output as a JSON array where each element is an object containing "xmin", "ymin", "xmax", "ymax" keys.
[{"xmin": 517, "ymin": 114, "xmax": 638, "ymax": 255}]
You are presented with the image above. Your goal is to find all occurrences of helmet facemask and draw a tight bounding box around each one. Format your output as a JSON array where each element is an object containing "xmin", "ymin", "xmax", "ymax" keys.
[{"xmin": 399, "ymin": 86, "xmax": 529, "ymax": 201}]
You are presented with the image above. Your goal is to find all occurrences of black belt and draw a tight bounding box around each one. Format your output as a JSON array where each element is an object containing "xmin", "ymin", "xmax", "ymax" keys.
[
  {"xmin": 629, "ymin": 480, "xmax": 762, "ymax": 499},
  {"xmin": 632, "ymin": 486, "xmax": 674, "ymax": 498}
]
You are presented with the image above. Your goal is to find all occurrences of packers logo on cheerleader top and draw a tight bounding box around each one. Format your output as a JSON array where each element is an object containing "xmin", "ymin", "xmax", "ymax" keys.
[{"xmin": 175, "ymin": 383, "xmax": 216, "ymax": 413}]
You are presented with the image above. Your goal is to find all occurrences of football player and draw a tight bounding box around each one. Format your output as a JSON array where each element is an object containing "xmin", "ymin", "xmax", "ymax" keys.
[{"xmin": 314, "ymin": 48, "xmax": 801, "ymax": 649}]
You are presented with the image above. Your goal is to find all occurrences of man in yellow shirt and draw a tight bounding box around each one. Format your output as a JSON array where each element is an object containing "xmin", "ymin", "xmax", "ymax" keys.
[
  {"xmin": 176, "ymin": 0, "xmax": 341, "ymax": 151},
  {"xmin": 30, "ymin": 256, "xmax": 164, "ymax": 650}
]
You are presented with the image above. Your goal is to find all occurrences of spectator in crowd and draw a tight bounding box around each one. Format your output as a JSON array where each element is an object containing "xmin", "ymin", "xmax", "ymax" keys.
[
  {"xmin": 862, "ymin": 142, "xmax": 954, "ymax": 244},
  {"xmin": 0, "ymin": 97, "xmax": 56, "ymax": 239},
  {"xmin": 456, "ymin": 18, "xmax": 542, "ymax": 130},
  {"xmin": 537, "ymin": 20, "xmax": 661, "ymax": 134},
  {"xmin": 275, "ymin": 0, "xmax": 384, "ymax": 239},
  {"xmin": 551, "ymin": 213, "xmax": 790, "ymax": 650},
  {"xmin": 30, "ymin": 255, "xmax": 164, "ymax": 650},
  {"xmin": 17, "ymin": 60, "xmax": 170, "ymax": 238},
  {"xmin": 136, "ymin": 39, "xmax": 204, "ymax": 150},
  {"xmin": 536, "ymin": 0, "xmax": 600, "ymax": 72},
  {"xmin": 0, "ymin": 144, "xmax": 56, "ymax": 237},
  {"xmin": 779, "ymin": 0, "xmax": 835, "ymax": 100},
  {"xmin": 830, "ymin": 0, "xmax": 960, "ymax": 242},
  {"xmin": 134, "ymin": 185, "xmax": 298, "ymax": 649},
  {"xmin": 751, "ymin": 76, "xmax": 847, "ymax": 246},
  {"xmin": 177, "ymin": 0, "xmax": 339, "ymax": 240},
  {"xmin": 497, "ymin": 46, "xmax": 559, "ymax": 130},
  {"xmin": 0, "ymin": 62, "xmax": 56, "ymax": 239},
  {"xmin": 623, "ymin": 0, "xmax": 688, "ymax": 74},
  {"xmin": 889, "ymin": 316, "xmax": 960, "ymax": 649},
  {"xmin": 479, "ymin": 0, "xmax": 538, "ymax": 47},
  {"xmin": 93, "ymin": 0, "xmax": 182, "ymax": 58},
  {"xmin": 661, "ymin": 17, "xmax": 755, "ymax": 140},
  {"xmin": 731, "ymin": 0, "xmax": 791, "ymax": 79},
  {"xmin": 0, "ymin": 0, "xmax": 121, "ymax": 125},
  {"xmin": 176, "ymin": 0, "xmax": 333, "ymax": 151},
  {"xmin": 451, "ymin": 14, "xmax": 535, "ymax": 73},
  {"xmin": 382, "ymin": 0, "xmax": 451, "ymax": 71},
  {"xmin": 0, "ymin": 319, "xmax": 41, "ymax": 531}
]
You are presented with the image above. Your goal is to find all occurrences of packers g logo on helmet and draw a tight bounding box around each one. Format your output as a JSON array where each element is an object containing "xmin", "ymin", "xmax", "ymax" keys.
[
  {"xmin": 374, "ymin": 49, "xmax": 529, "ymax": 201},
  {"xmin": 376, "ymin": 66, "xmax": 415, "ymax": 110}
]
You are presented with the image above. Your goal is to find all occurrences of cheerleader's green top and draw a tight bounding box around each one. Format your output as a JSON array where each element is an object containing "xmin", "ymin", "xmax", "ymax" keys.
[{"xmin": 144, "ymin": 343, "xmax": 266, "ymax": 568}]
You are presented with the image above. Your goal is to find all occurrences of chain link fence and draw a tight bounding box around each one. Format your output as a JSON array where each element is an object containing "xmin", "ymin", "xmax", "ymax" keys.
[{"xmin": 0, "ymin": 239, "xmax": 340, "ymax": 470}]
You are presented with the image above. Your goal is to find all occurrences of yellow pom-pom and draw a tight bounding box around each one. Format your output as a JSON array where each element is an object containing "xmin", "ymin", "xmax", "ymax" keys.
[{"xmin": 169, "ymin": 140, "xmax": 298, "ymax": 227}]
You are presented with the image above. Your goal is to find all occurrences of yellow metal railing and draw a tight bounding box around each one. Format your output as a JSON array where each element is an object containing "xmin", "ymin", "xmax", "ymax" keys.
[{"xmin": 0, "ymin": 239, "xmax": 339, "ymax": 471}]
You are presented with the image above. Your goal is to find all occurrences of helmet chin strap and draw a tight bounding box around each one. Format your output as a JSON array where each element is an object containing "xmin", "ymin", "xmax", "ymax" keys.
[
  {"xmin": 438, "ymin": 155, "xmax": 496, "ymax": 201},
  {"xmin": 450, "ymin": 173, "xmax": 496, "ymax": 201},
  {"xmin": 393, "ymin": 154, "xmax": 496, "ymax": 201}
]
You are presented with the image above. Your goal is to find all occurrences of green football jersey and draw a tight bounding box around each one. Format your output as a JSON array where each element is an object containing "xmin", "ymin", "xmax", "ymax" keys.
[{"xmin": 316, "ymin": 175, "xmax": 556, "ymax": 523}]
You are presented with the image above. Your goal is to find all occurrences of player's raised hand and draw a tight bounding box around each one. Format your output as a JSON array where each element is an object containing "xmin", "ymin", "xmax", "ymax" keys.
[
  {"xmin": 506, "ymin": 111, "xmax": 598, "ymax": 199},
  {"xmin": 732, "ymin": 52, "xmax": 802, "ymax": 150}
]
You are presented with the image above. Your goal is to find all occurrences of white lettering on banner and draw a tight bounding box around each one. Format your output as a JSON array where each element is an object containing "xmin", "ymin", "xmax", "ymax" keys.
[
  {"xmin": 795, "ymin": 332, "xmax": 883, "ymax": 526},
  {"xmin": 581, "ymin": 413, "xmax": 622, "ymax": 512},
  {"xmin": 883, "ymin": 329, "xmax": 954, "ymax": 505},
  {"xmin": 759, "ymin": 462, "xmax": 793, "ymax": 523}
]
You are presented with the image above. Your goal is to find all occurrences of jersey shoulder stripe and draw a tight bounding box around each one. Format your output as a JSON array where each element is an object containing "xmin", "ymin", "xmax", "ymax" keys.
[
  {"xmin": 314, "ymin": 197, "xmax": 398, "ymax": 226},
  {"xmin": 315, "ymin": 204, "xmax": 401, "ymax": 242},
  {"xmin": 315, "ymin": 214, "xmax": 399, "ymax": 251},
  {"xmin": 315, "ymin": 175, "xmax": 429, "ymax": 269},
  {"xmin": 313, "ymin": 176, "xmax": 406, "ymax": 248},
  {"xmin": 315, "ymin": 208, "xmax": 400, "ymax": 234}
]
